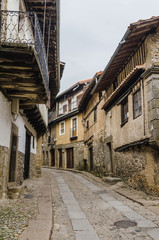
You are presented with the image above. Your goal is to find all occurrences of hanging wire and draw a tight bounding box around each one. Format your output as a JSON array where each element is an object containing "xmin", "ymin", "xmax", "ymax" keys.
[{"xmin": 43, "ymin": 0, "xmax": 47, "ymax": 40}]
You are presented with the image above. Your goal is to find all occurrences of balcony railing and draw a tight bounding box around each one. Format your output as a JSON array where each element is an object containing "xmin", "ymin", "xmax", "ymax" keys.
[{"xmin": 0, "ymin": 10, "xmax": 49, "ymax": 91}]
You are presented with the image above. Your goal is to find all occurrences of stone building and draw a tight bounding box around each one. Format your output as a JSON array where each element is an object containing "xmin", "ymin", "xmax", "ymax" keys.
[
  {"xmin": 46, "ymin": 79, "xmax": 91, "ymax": 169},
  {"xmin": 91, "ymin": 17, "xmax": 159, "ymax": 195},
  {"xmin": 78, "ymin": 72, "xmax": 108, "ymax": 174},
  {"xmin": 0, "ymin": 0, "xmax": 60, "ymax": 198}
]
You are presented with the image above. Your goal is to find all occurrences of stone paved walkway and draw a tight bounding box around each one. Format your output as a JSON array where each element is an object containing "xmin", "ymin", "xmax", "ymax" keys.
[
  {"xmin": 50, "ymin": 169, "xmax": 159, "ymax": 240},
  {"xmin": 1, "ymin": 168, "xmax": 159, "ymax": 240},
  {"xmin": 0, "ymin": 181, "xmax": 39, "ymax": 240}
]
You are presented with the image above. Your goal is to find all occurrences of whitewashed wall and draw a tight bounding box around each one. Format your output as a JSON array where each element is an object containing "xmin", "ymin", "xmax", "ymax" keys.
[
  {"xmin": 38, "ymin": 104, "xmax": 48, "ymax": 127},
  {"xmin": 0, "ymin": 92, "xmax": 12, "ymax": 148},
  {"xmin": 15, "ymin": 114, "xmax": 37, "ymax": 154},
  {"xmin": 7, "ymin": 0, "xmax": 20, "ymax": 11}
]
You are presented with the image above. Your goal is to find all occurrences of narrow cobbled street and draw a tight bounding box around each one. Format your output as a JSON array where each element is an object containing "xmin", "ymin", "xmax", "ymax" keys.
[
  {"xmin": 49, "ymin": 168, "xmax": 159, "ymax": 240},
  {"xmin": 1, "ymin": 168, "xmax": 159, "ymax": 240}
]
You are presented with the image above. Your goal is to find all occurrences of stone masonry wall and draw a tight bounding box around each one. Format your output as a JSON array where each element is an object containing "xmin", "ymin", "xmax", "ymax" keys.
[
  {"xmin": 0, "ymin": 145, "xmax": 9, "ymax": 199},
  {"xmin": 16, "ymin": 151, "xmax": 25, "ymax": 185},
  {"xmin": 147, "ymin": 75, "xmax": 159, "ymax": 147},
  {"xmin": 92, "ymin": 130, "xmax": 107, "ymax": 177},
  {"xmin": 30, "ymin": 153, "xmax": 36, "ymax": 179},
  {"xmin": 74, "ymin": 141, "xmax": 84, "ymax": 170},
  {"xmin": 115, "ymin": 144, "xmax": 159, "ymax": 195}
]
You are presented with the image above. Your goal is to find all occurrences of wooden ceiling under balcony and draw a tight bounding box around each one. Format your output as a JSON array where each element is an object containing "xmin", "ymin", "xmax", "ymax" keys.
[{"xmin": 0, "ymin": 46, "xmax": 48, "ymax": 104}]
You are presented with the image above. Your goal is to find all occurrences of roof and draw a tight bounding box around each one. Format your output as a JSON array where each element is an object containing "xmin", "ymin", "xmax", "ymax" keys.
[
  {"xmin": 78, "ymin": 71, "xmax": 103, "ymax": 111},
  {"xmin": 55, "ymin": 78, "xmax": 92, "ymax": 101},
  {"xmin": 92, "ymin": 16, "xmax": 159, "ymax": 94}
]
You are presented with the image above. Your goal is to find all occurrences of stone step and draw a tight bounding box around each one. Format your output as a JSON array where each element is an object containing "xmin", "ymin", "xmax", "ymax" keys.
[
  {"xmin": 8, "ymin": 185, "xmax": 24, "ymax": 199},
  {"xmin": 102, "ymin": 176, "xmax": 122, "ymax": 184}
]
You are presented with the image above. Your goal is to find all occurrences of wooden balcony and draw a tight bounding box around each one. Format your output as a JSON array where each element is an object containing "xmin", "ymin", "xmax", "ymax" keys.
[{"xmin": 0, "ymin": 10, "xmax": 49, "ymax": 106}]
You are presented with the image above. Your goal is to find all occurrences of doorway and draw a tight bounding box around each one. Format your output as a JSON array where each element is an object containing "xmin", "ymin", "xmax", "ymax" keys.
[
  {"xmin": 59, "ymin": 149, "xmax": 62, "ymax": 168},
  {"xmin": 66, "ymin": 148, "xmax": 74, "ymax": 168},
  {"xmin": 24, "ymin": 131, "xmax": 31, "ymax": 180},
  {"xmin": 9, "ymin": 134, "xmax": 18, "ymax": 182},
  {"xmin": 50, "ymin": 149, "xmax": 55, "ymax": 166},
  {"xmin": 89, "ymin": 147, "xmax": 93, "ymax": 171},
  {"xmin": 106, "ymin": 142, "xmax": 114, "ymax": 173}
]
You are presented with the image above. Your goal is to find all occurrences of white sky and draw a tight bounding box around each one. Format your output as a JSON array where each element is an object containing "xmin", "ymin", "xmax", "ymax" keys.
[{"xmin": 60, "ymin": 0, "xmax": 159, "ymax": 92}]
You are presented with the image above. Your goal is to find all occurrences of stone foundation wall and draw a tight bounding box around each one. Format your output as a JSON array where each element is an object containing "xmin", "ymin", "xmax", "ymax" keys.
[
  {"xmin": 0, "ymin": 145, "xmax": 9, "ymax": 199},
  {"xmin": 92, "ymin": 131, "xmax": 107, "ymax": 176},
  {"xmin": 30, "ymin": 153, "xmax": 36, "ymax": 179},
  {"xmin": 115, "ymin": 144, "xmax": 159, "ymax": 195},
  {"xmin": 74, "ymin": 141, "xmax": 84, "ymax": 170},
  {"xmin": 16, "ymin": 151, "xmax": 25, "ymax": 185}
]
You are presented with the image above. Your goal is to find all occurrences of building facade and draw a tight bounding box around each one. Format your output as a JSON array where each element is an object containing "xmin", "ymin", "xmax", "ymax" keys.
[
  {"xmin": 0, "ymin": 0, "xmax": 60, "ymax": 198},
  {"xmin": 91, "ymin": 17, "xmax": 159, "ymax": 195},
  {"xmin": 45, "ymin": 79, "xmax": 91, "ymax": 169},
  {"xmin": 78, "ymin": 72, "xmax": 108, "ymax": 174}
]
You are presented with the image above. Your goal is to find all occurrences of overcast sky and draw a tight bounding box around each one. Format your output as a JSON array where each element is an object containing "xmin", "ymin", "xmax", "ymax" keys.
[{"xmin": 60, "ymin": 0, "xmax": 159, "ymax": 93}]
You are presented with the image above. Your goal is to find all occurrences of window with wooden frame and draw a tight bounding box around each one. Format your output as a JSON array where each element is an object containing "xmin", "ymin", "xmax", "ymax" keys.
[
  {"xmin": 59, "ymin": 121, "xmax": 65, "ymax": 135},
  {"xmin": 71, "ymin": 117, "xmax": 78, "ymax": 137},
  {"xmin": 94, "ymin": 107, "xmax": 97, "ymax": 122},
  {"xmin": 63, "ymin": 104, "xmax": 67, "ymax": 114},
  {"xmin": 121, "ymin": 97, "xmax": 128, "ymax": 126},
  {"xmin": 133, "ymin": 88, "xmax": 142, "ymax": 119}
]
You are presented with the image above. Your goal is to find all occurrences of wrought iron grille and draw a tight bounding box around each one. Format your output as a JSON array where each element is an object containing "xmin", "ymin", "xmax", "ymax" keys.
[{"xmin": 0, "ymin": 10, "xmax": 49, "ymax": 91}]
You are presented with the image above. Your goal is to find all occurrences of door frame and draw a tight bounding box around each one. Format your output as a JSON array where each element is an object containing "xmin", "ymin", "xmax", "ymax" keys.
[
  {"xmin": 66, "ymin": 148, "xmax": 74, "ymax": 168},
  {"xmin": 8, "ymin": 123, "xmax": 18, "ymax": 183},
  {"xmin": 24, "ymin": 128, "xmax": 31, "ymax": 180}
]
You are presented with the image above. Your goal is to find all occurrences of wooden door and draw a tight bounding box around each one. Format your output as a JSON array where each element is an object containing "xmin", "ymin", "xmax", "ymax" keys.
[
  {"xmin": 59, "ymin": 149, "xmax": 62, "ymax": 168},
  {"xmin": 66, "ymin": 148, "xmax": 74, "ymax": 168},
  {"xmin": 9, "ymin": 134, "xmax": 18, "ymax": 182},
  {"xmin": 24, "ymin": 132, "xmax": 31, "ymax": 180},
  {"xmin": 51, "ymin": 149, "xmax": 55, "ymax": 166},
  {"xmin": 89, "ymin": 147, "xmax": 93, "ymax": 171}
]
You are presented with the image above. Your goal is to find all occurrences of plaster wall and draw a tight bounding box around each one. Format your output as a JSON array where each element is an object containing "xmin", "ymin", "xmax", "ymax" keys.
[
  {"xmin": 7, "ymin": 0, "xmax": 19, "ymax": 10},
  {"xmin": 56, "ymin": 113, "xmax": 84, "ymax": 145},
  {"xmin": 105, "ymin": 80, "xmax": 150, "ymax": 150},
  {"xmin": 14, "ymin": 114, "xmax": 37, "ymax": 154},
  {"xmin": 0, "ymin": 92, "xmax": 12, "ymax": 148},
  {"xmin": 38, "ymin": 104, "xmax": 48, "ymax": 127}
]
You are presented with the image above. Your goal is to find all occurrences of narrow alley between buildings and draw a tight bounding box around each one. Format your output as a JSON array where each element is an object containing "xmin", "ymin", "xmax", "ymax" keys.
[
  {"xmin": 49, "ymin": 168, "xmax": 159, "ymax": 240},
  {"xmin": 1, "ymin": 168, "xmax": 159, "ymax": 240}
]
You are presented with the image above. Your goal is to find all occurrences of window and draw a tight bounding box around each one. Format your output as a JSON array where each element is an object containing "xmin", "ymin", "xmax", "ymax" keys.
[
  {"xmin": 121, "ymin": 98, "xmax": 128, "ymax": 126},
  {"xmin": 99, "ymin": 91, "xmax": 102, "ymax": 100},
  {"xmin": 59, "ymin": 121, "xmax": 65, "ymax": 135},
  {"xmin": 86, "ymin": 120, "xmax": 89, "ymax": 129},
  {"xmin": 133, "ymin": 89, "xmax": 142, "ymax": 119},
  {"xmin": 63, "ymin": 104, "xmax": 67, "ymax": 114},
  {"xmin": 71, "ymin": 117, "xmax": 77, "ymax": 137},
  {"xmin": 94, "ymin": 107, "xmax": 97, "ymax": 122}
]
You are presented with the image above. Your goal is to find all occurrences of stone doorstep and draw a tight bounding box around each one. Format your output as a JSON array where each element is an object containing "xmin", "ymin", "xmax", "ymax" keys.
[
  {"xmin": 8, "ymin": 185, "xmax": 24, "ymax": 199},
  {"xmin": 102, "ymin": 176, "xmax": 122, "ymax": 184}
]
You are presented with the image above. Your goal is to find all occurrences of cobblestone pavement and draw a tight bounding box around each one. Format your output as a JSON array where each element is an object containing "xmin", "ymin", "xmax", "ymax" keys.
[
  {"xmin": 0, "ymin": 181, "xmax": 40, "ymax": 240},
  {"xmin": 49, "ymin": 169, "xmax": 159, "ymax": 240}
]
